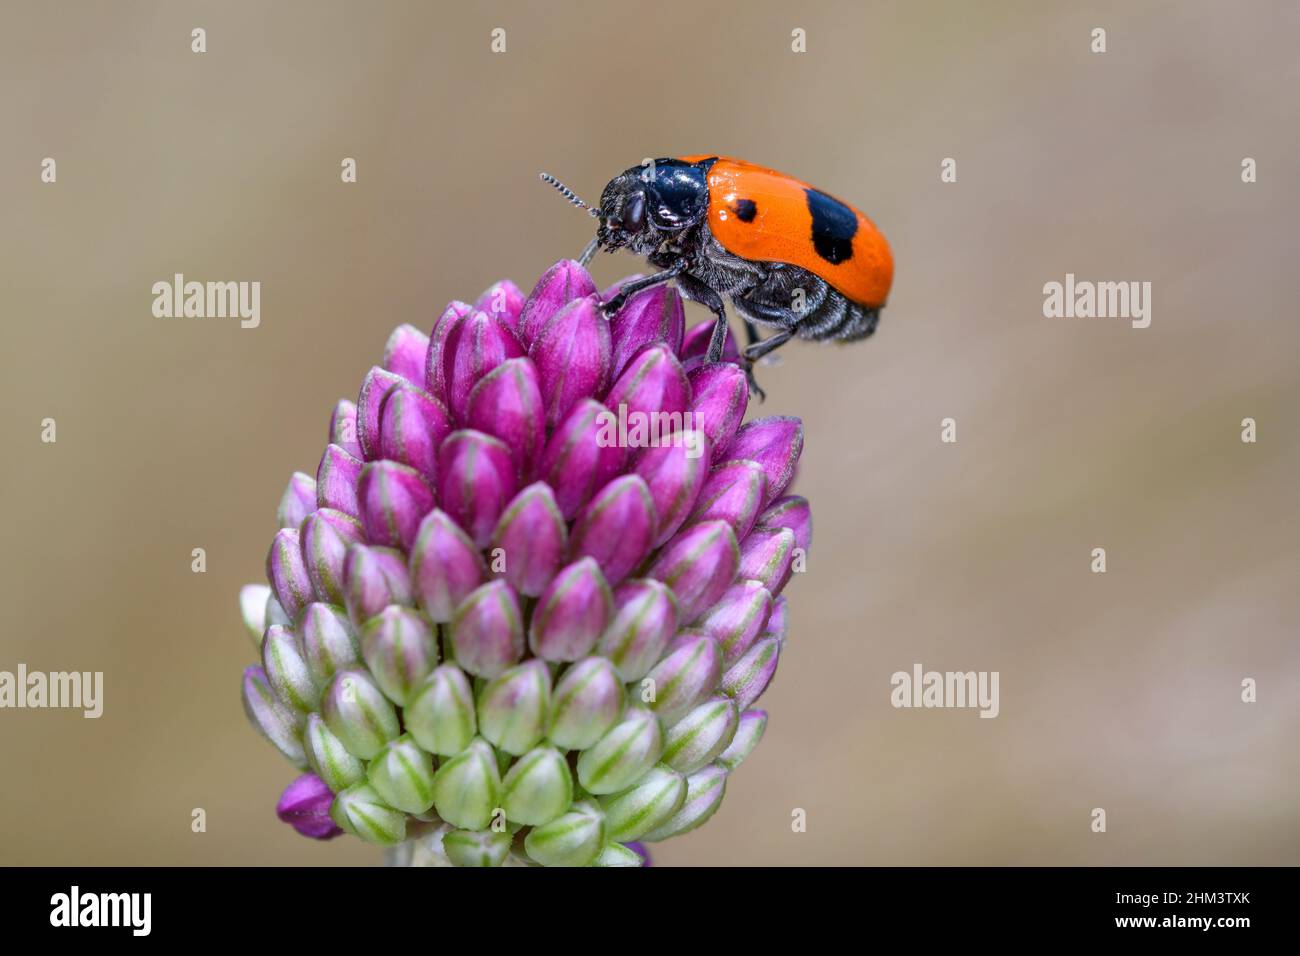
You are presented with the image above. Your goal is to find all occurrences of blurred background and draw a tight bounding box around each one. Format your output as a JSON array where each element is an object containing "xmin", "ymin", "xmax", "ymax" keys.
[{"xmin": 1, "ymin": 0, "xmax": 1297, "ymax": 865}]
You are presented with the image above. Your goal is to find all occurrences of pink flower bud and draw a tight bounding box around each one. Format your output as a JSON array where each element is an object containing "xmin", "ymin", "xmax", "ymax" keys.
[
  {"xmin": 437, "ymin": 430, "xmax": 518, "ymax": 548},
  {"xmin": 603, "ymin": 344, "xmax": 690, "ymax": 428},
  {"xmin": 597, "ymin": 579, "xmax": 679, "ymax": 681},
  {"xmin": 300, "ymin": 508, "xmax": 365, "ymax": 605},
  {"xmin": 724, "ymin": 417, "xmax": 804, "ymax": 508},
  {"xmin": 688, "ymin": 459, "xmax": 767, "ymax": 541},
  {"xmin": 737, "ymin": 526, "xmax": 797, "ymax": 596},
  {"xmin": 277, "ymin": 472, "xmax": 317, "ymax": 530},
  {"xmin": 442, "ymin": 310, "xmax": 525, "ymax": 422},
  {"xmin": 277, "ymin": 773, "xmax": 343, "ymax": 840},
  {"xmin": 266, "ymin": 527, "xmax": 313, "ymax": 621},
  {"xmin": 448, "ymin": 580, "xmax": 525, "ymax": 678},
  {"xmin": 377, "ymin": 382, "xmax": 452, "ymax": 484},
  {"xmin": 519, "ymin": 259, "xmax": 598, "ymax": 347},
  {"xmin": 694, "ymin": 580, "xmax": 773, "ymax": 665},
  {"xmin": 608, "ymin": 285, "xmax": 685, "ymax": 378},
  {"xmin": 529, "ymin": 558, "xmax": 614, "ymax": 662},
  {"xmin": 646, "ymin": 520, "xmax": 739, "ymax": 622},
  {"xmin": 474, "ymin": 279, "xmax": 526, "ymax": 335},
  {"xmin": 408, "ymin": 509, "xmax": 488, "ymax": 622},
  {"xmin": 763, "ymin": 595, "xmax": 789, "ymax": 641},
  {"xmin": 466, "ymin": 358, "xmax": 545, "ymax": 480},
  {"xmin": 568, "ymin": 475, "xmax": 657, "ymax": 586},
  {"xmin": 357, "ymin": 366, "xmax": 405, "ymax": 460},
  {"xmin": 634, "ymin": 435, "xmax": 710, "ymax": 547},
  {"xmin": 315, "ymin": 443, "xmax": 364, "ymax": 517},
  {"xmin": 538, "ymin": 399, "xmax": 626, "ymax": 520},
  {"xmin": 755, "ymin": 494, "xmax": 812, "ymax": 553},
  {"xmin": 343, "ymin": 544, "xmax": 413, "ymax": 627},
  {"xmin": 424, "ymin": 301, "xmax": 473, "ymax": 401},
  {"xmin": 529, "ymin": 295, "xmax": 611, "ymax": 428},
  {"xmin": 357, "ymin": 460, "xmax": 435, "ymax": 552},
  {"xmin": 686, "ymin": 363, "xmax": 749, "ymax": 455},
  {"xmin": 490, "ymin": 482, "xmax": 567, "ymax": 597},
  {"xmin": 383, "ymin": 323, "xmax": 430, "ymax": 387},
  {"xmin": 329, "ymin": 399, "xmax": 363, "ymax": 459}
]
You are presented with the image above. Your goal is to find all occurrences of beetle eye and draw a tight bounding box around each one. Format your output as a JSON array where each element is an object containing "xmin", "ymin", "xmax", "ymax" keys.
[{"xmin": 621, "ymin": 192, "xmax": 646, "ymax": 232}]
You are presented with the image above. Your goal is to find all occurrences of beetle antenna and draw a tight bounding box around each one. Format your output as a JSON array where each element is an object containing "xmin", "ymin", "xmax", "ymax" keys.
[{"xmin": 540, "ymin": 172, "xmax": 600, "ymax": 218}]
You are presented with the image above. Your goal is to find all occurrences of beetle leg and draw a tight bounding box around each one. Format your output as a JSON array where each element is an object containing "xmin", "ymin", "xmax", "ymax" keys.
[
  {"xmin": 674, "ymin": 274, "xmax": 731, "ymax": 363},
  {"xmin": 679, "ymin": 275, "xmax": 764, "ymax": 398},
  {"xmin": 600, "ymin": 258, "xmax": 689, "ymax": 317},
  {"xmin": 675, "ymin": 274, "xmax": 732, "ymax": 364},
  {"xmin": 704, "ymin": 312, "xmax": 730, "ymax": 363},
  {"xmin": 743, "ymin": 329, "xmax": 792, "ymax": 362}
]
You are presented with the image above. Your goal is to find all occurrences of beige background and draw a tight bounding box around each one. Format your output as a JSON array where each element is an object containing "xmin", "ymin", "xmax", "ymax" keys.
[{"xmin": 2, "ymin": 0, "xmax": 1297, "ymax": 866}]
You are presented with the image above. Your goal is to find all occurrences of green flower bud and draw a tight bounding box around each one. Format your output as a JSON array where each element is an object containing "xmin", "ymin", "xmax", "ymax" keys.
[
  {"xmin": 644, "ymin": 633, "xmax": 722, "ymax": 726},
  {"xmin": 320, "ymin": 669, "xmax": 400, "ymax": 759},
  {"xmin": 240, "ymin": 584, "xmax": 272, "ymax": 649},
  {"xmin": 241, "ymin": 665, "xmax": 307, "ymax": 768},
  {"xmin": 593, "ymin": 843, "xmax": 645, "ymax": 867},
  {"xmin": 330, "ymin": 782, "xmax": 407, "ymax": 846},
  {"xmin": 523, "ymin": 800, "xmax": 606, "ymax": 867},
  {"xmin": 477, "ymin": 659, "xmax": 551, "ymax": 756},
  {"xmin": 262, "ymin": 624, "xmax": 318, "ymax": 712},
  {"xmin": 360, "ymin": 605, "xmax": 438, "ymax": 706},
  {"xmin": 304, "ymin": 713, "xmax": 365, "ymax": 792},
  {"xmin": 576, "ymin": 707, "xmax": 663, "ymax": 795},
  {"xmin": 719, "ymin": 637, "xmax": 780, "ymax": 711},
  {"xmin": 715, "ymin": 709, "xmax": 767, "ymax": 772},
  {"xmin": 265, "ymin": 593, "xmax": 292, "ymax": 629},
  {"xmin": 662, "ymin": 694, "xmax": 738, "ymax": 774},
  {"xmin": 367, "ymin": 734, "xmax": 436, "ymax": 814},
  {"xmin": 643, "ymin": 764, "xmax": 727, "ymax": 842},
  {"xmin": 431, "ymin": 738, "xmax": 502, "ymax": 830},
  {"xmin": 547, "ymin": 656, "xmax": 623, "ymax": 750},
  {"xmin": 442, "ymin": 828, "xmax": 512, "ymax": 868},
  {"xmin": 406, "ymin": 664, "xmax": 477, "ymax": 756},
  {"xmin": 300, "ymin": 603, "xmax": 361, "ymax": 687},
  {"xmin": 501, "ymin": 745, "xmax": 572, "ymax": 826},
  {"xmin": 599, "ymin": 764, "xmax": 687, "ymax": 843}
]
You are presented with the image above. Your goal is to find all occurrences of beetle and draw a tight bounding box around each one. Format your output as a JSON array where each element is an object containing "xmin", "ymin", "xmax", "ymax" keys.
[{"xmin": 540, "ymin": 155, "xmax": 894, "ymax": 396}]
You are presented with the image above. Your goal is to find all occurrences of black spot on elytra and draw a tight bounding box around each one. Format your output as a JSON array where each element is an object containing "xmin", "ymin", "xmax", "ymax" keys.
[
  {"xmin": 734, "ymin": 198, "xmax": 757, "ymax": 222},
  {"xmin": 805, "ymin": 188, "xmax": 857, "ymax": 264}
]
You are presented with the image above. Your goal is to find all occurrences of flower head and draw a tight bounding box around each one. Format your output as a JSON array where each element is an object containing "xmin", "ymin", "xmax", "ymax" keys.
[{"xmin": 239, "ymin": 261, "xmax": 810, "ymax": 866}]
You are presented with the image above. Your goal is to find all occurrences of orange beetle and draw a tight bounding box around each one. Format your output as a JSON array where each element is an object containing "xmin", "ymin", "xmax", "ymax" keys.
[{"xmin": 541, "ymin": 155, "xmax": 894, "ymax": 396}]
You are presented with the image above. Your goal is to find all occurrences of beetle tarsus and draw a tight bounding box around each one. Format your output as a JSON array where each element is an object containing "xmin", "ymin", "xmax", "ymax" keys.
[{"xmin": 744, "ymin": 361, "xmax": 767, "ymax": 402}]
